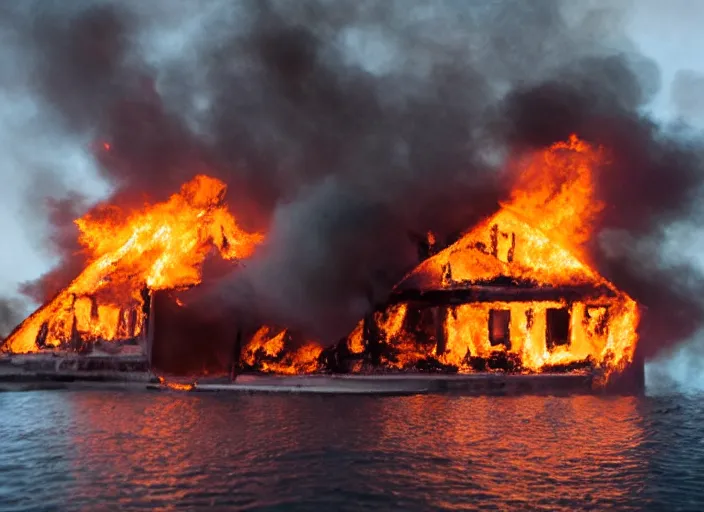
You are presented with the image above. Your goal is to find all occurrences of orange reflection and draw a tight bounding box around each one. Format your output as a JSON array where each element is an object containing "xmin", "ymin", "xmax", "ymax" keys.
[
  {"xmin": 371, "ymin": 395, "xmax": 646, "ymax": 510},
  {"xmin": 58, "ymin": 392, "xmax": 649, "ymax": 510}
]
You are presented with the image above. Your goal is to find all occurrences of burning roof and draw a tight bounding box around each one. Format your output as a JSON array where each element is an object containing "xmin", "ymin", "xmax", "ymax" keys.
[
  {"xmin": 395, "ymin": 208, "xmax": 606, "ymax": 293},
  {"xmin": 397, "ymin": 135, "xmax": 613, "ymax": 294},
  {"xmin": 0, "ymin": 175, "xmax": 263, "ymax": 355}
]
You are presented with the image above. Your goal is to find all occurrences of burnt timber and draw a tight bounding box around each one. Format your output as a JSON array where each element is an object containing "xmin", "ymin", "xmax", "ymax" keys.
[
  {"xmin": 0, "ymin": 352, "xmax": 645, "ymax": 395},
  {"xmin": 387, "ymin": 283, "xmax": 617, "ymax": 308}
]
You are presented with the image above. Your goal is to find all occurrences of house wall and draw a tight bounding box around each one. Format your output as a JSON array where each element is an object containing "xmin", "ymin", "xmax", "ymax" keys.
[{"xmin": 442, "ymin": 299, "xmax": 624, "ymax": 370}]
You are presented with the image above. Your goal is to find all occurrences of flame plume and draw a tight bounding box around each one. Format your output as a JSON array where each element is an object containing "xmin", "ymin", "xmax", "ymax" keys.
[{"xmin": 2, "ymin": 175, "xmax": 263, "ymax": 354}]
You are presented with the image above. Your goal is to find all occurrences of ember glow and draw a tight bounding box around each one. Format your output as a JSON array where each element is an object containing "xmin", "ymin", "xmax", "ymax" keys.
[
  {"xmin": 157, "ymin": 376, "xmax": 195, "ymax": 392},
  {"xmin": 1, "ymin": 175, "xmax": 263, "ymax": 354},
  {"xmin": 242, "ymin": 327, "xmax": 323, "ymax": 375}
]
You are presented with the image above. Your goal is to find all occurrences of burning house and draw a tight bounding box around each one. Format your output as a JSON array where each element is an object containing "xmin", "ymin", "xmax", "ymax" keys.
[
  {"xmin": 0, "ymin": 175, "xmax": 264, "ymax": 368},
  {"xmin": 339, "ymin": 208, "xmax": 638, "ymax": 377},
  {"xmin": 0, "ymin": 136, "xmax": 643, "ymax": 392},
  {"xmin": 331, "ymin": 136, "xmax": 639, "ymax": 383}
]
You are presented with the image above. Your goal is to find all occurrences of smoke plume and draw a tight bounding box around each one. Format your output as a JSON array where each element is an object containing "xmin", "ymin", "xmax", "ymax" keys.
[{"xmin": 2, "ymin": 0, "xmax": 703, "ymax": 357}]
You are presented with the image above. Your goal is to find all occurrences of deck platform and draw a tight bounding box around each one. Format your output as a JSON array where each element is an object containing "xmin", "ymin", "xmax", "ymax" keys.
[
  {"xmin": 0, "ymin": 353, "xmax": 643, "ymax": 395},
  {"xmin": 164, "ymin": 373, "xmax": 597, "ymax": 396},
  {"xmin": 0, "ymin": 353, "xmax": 154, "ymax": 392}
]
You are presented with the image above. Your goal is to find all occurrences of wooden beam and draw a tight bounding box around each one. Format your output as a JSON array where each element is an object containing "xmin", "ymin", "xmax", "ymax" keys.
[{"xmin": 386, "ymin": 284, "xmax": 617, "ymax": 308}]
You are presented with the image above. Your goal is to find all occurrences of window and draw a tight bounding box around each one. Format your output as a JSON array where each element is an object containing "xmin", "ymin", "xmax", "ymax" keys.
[
  {"xmin": 546, "ymin": 308, "xmax": 570, "ymax": 350},
  {"xmin": 488, "ymin": 309, "xmax": 511, "ymax": 349}
]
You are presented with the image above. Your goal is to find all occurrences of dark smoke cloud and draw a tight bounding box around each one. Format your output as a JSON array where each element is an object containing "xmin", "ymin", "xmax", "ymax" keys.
[{"xmin": 2, "ymin": 0, "xmax": 704, "ymax": 356}]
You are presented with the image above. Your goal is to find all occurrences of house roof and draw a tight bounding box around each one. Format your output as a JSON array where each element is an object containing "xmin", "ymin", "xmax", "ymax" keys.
[{"xmin": 393, "ymin": 208, "xmax": 616, "ymax": 295}]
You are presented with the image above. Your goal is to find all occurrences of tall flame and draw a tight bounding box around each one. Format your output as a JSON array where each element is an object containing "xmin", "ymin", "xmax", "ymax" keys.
[
  {"xmin": 508, "ymin": 134, "xmax": 605, "ymax": 251},
  {"xmin": 2, "ymin": 175, "xmax": 263, "ymax": 354}
]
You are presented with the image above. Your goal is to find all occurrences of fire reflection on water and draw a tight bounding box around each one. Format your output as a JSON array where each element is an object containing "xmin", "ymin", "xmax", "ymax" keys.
[
  {"xmin": 373, "ymin": 395, "xmax": 647, "ymax": 509},
  {"xmin": 2, "ymin": 391, "xmax": 678, "ymax": 510}
]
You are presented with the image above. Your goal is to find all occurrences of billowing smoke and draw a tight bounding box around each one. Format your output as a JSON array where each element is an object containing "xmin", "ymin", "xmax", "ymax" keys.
[{"xmin": 2, "ymin": 0, "xmax": 703, "ymax": 358}]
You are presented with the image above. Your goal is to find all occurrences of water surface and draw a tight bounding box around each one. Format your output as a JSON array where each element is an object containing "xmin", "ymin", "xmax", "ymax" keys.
[{"xmin": 0, "ymin": 390, "xmax": 703, "ymax": 511}]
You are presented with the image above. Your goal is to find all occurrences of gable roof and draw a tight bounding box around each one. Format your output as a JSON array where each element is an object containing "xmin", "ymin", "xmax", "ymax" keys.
[{"xmin": 394, "ymin": 208, "xmax": 615, "ymax": 294}]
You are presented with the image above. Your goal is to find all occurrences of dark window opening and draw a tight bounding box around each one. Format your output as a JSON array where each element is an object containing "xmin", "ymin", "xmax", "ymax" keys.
[
  {"xmin": 403, "ymin": 307, "xmax": 436, "ymax": 347},
  {"xmin": 546, "ymin": 308, "xmax": 570, "ymax": 350},
  {"xmin": 489, "ymin": 309, "xmax": 511, "ymax": 349}
]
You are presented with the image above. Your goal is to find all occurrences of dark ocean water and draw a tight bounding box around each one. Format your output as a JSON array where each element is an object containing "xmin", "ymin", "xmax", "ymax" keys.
[{"xmin": 0, "ymin": 390, "xmax": 703, "ymax": 512}]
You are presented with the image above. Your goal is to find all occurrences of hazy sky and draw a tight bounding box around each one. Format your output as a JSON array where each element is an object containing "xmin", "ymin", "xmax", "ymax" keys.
[{"xmin": 1, "ymin": 0, "xmax": 703, "ymax": 317}]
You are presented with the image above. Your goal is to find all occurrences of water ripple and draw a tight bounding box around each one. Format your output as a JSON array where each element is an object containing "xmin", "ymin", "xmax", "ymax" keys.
[{"xmin": 0, "ymin": 391, "xmax": 703, "ymax": 511}]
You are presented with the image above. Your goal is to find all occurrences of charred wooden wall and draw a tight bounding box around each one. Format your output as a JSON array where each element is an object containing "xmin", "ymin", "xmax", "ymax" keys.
[{"xmin": 149, "ymin": 290, "xmax": 240, "ymax": 375}]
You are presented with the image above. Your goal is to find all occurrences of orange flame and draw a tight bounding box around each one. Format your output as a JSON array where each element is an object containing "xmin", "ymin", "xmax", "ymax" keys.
[
  {"xmin": 242, "ymin": 326, "xmax": 323, "ymax": 375},
  {"xmin": 508, "ymin": 134, "xmax": 605, "ymax": 252},
  {"xmin": 347, "ymin": 321, "xmax": 365, "ymax": 354},
  {"xmin": 157, "ymin": 376, "xmax": 195, "ymax": 392},
  {"xmin": 2, "ymin": 175, "xmax": 263, "ymax": 354}
]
